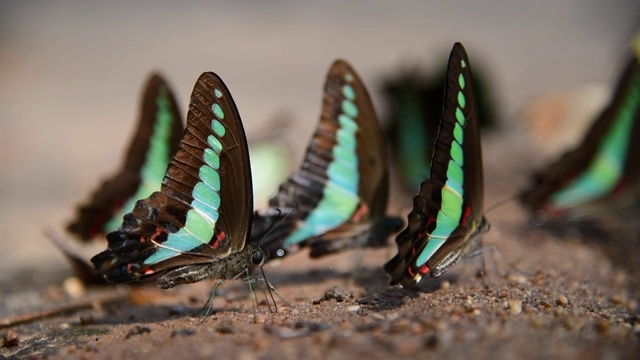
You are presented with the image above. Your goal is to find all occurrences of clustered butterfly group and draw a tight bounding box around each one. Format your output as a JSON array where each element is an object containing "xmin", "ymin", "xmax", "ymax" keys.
[{"xmin": 59, "ymin": 41, "xmax": 640, "ymax": 313}]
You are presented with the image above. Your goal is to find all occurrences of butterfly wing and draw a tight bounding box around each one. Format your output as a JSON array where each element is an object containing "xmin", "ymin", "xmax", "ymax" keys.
[
  {"xmin": 67, "ymin": 73, "xmax": 183, "ymax": 240},
  {"xmin": 383, "ymin": 71, "xmax": 441, "ymax": 191},
  {"xmin": 253, "ymin": 60, "xmax": 399, "ymax": 259},
  {"xmin": 519, "ymin": 54, "xmax": 640, "ymax": 220},
  {"xmin": 384, "ymin": 43, "xmax": 489, "ymax": 288},
  {"xmin": 91, "ymin": 72, "xmax": 253, "ymax": 283}
]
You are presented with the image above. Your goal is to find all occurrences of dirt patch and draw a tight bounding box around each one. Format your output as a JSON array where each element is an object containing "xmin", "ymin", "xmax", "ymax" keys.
[{"xmin": 1, "ymin": 213, "xmax": 639, "ymax": 360}]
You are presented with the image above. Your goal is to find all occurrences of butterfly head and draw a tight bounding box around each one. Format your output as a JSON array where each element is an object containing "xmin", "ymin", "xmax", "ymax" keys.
[{"xmin": 251, "ymin": 246, "xmax": 266, "ymax": 266}]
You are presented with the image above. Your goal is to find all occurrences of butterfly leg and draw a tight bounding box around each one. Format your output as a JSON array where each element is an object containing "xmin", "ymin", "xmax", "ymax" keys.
[
  {"xmin": 468, "ymin": 245, "xmax": 532, "ymax": 278},
  {"xmin": 478, "ymin": 251, "xmax": 488, "ymax": 290},
  {"xmin": 198, "ymin": 280, "xmax": 223, "ymax": 321},
  {"xmin": 260, "ymin": 262, "xmax": 292, "ymax": 310},
  {"xmin": 245, "ymin": 269, "xmax": 259, "ymax": 319},
  {"xmin": 265, "ymin": 279, "xmax": 291, "ymax": 309}
]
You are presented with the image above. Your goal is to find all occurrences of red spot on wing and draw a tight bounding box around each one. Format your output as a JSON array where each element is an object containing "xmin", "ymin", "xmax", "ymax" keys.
[
  {"xmin": 151, "ymin": 227, "xmax": 163, "ymax": 240},
  {"xmin": 144, "ymin": 268, "xmax": 155, "ymax": 275},
  {"xmin": 407, "ymin": 266, "xmax": 415, "ymax": 277},
  {"xmin": 211, "ymin": 231, "xmax": 226, "ymax": 249},
  {"xmin": 461, "ymin": 205, "xmax": 472, "ymax": 227},
  {"xmin": 426, "ymin": 217, "xmax": 434, "ymax": 228},
  {"xmin": 419, "ymin": 264, "xmax": 429, "ymax": 275},
  {"xmin": 140, "ymin": 227, "xmax": 164, "ymax": 244},
  {"xmin": 351, "ymin": 202, "xmax": 370, "ymax": 222}
]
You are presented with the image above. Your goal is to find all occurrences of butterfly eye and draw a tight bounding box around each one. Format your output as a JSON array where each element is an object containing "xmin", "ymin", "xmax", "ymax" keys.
[{"xmin": 251, "ymin": 250, "xmax": 264, "ymax": 265}]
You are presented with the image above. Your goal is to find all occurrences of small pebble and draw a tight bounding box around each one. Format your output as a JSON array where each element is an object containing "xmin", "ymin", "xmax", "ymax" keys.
[
  {"xmin": 595, "ymin": 319, "xmax": 610, "ymax": 333},
  {"xmin": 610, "ymin": 294, "xmax": 625, "ymax": 306},
  {"xmin": 539, "ymin": 300, "xmax": 552, "ymax": 308},
  {"xmin": 507, "ymin": 274, "xmax": 527, "ymax": 285},
  {"xmin": 508, "ymin": 300, "xmax": 523, "ymax": 315},
  {"xmin": 125, "ymin": 325, "xmax": 151, "ymax": 339},
  {"xmin": 63, "ymin": 277, "xmax": 86, "ymax": 298},
  {"xmin": 79, "ymin": 314, "xmax": 95, "ymax": 326},
  {"xmin": 556, "ymin": 295, "xmax": 569, "ymax": 306},
  {"xmin": 346, "ymin": 305, "xmax": 361, "ymax": 312},
  {"xmin": 2, "ymin": 330, "xmax": 19, "ymax": 348},
  {"xmin": 323, "ymin": 286, "xmax": 351, "ymax": 302},
  {"xmin": 216, "ymin": 321, "xmax": 236, "ymax": 334}
]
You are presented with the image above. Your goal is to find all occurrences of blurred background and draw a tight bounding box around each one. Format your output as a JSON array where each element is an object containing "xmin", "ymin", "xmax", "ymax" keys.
[{"xmin": 0, "ymin": 1, "xmax": 638, "ymax": 290}]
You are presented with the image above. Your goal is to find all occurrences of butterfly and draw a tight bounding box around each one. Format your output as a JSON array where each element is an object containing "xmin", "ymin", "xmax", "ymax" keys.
[
  {"xmin": 50, "ymin": 74, "xmax": 183, "ymax": 284},
  {"xmin": 251, "ymin": 60, "xmax": 402, "ymax": 260},
  {"xmin": 67, "ymin": 73, "xmax": 184, "ymax": 241},
  {"xmin": 519, "ymin": 49, "xmax": 640, "ymax": 222},
  {"xmin": 384, "ymin": 43, "xmax": 490, "ymax": 288},
  {"xmin": 91, "ymin": 72, "xmax": 261, "ymax": 290}
]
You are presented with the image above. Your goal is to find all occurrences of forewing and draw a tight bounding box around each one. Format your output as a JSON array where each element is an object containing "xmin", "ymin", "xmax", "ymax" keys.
[
  {"xmin": 67, "ymin": 73, "xmax": 183, "ymax": 240},
  {"xmin": 385, "ymin": 43, "xmax": 487, "ymax": 288},
  {"xmin": 91, "ymin": 72, "xmax": 252, "ymax": 283}
]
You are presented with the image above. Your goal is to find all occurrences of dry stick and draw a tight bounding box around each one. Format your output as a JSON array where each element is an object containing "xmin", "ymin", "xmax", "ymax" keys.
[{"xmin": 0, "ymin": 292, "xmax": 128, "ymax": 329}]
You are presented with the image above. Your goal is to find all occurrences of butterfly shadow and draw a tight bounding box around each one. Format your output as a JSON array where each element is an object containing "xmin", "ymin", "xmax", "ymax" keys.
[
  {"xmin": 260, "ymin": 267, "xmax": 355, "ymax": 287},
  {"xmin": 96, "ymin": 304, "xmax": 263, "ymax": 328},
  {"xmin": 356, "ymin": 267, "xmax": 463, "ymax": 312},
  {"xmin": 63, "ymin": 274, "xmax": 275, "ymax": 328}
]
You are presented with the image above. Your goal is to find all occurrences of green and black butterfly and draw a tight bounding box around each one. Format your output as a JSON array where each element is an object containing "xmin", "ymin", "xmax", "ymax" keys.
[
  {"xmin": 91, "ymin": 72, "xmax": 261, "ymax": 290},
  {"xmin": 251, "ymin": 60, "xmax": 402, "ymax": 260},
  {"xmin": 68, "ymin": 73, "xmax": 184, "ymax": 241},
  {"xmin": 51, "ymin": 74, "xmax": 183, "ymax": 284},
  {"xmin": 519, "ymin": 49, "xmax": 640, "ymax": 222},
  {"xmin": 384, "ymin": 43, "xmax": 490, "ymax": 288}
]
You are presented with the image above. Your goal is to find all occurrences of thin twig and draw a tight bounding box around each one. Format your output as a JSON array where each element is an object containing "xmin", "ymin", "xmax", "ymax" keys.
[{"xmin": 0, "ymin": 292, "xmax": 128, "ymax": 329}]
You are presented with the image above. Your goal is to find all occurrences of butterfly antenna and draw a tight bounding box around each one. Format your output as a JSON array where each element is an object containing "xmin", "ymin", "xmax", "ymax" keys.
[
  {"xmin": 255, "ymin": 208, "xmax": 284, "ymax": 247},
  {"xmin": 485, "ymin": 193, "xmax": 520, "ymax": 215},
  {"xmin": 256, "ymin": 202, "xmax": 300, "ymax": 258}
]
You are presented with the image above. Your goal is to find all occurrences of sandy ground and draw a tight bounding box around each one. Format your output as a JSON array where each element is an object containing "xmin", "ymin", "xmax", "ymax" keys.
[{"xmin": 1, "ymin": 2, "xmax": 640, "ymax": 359}]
